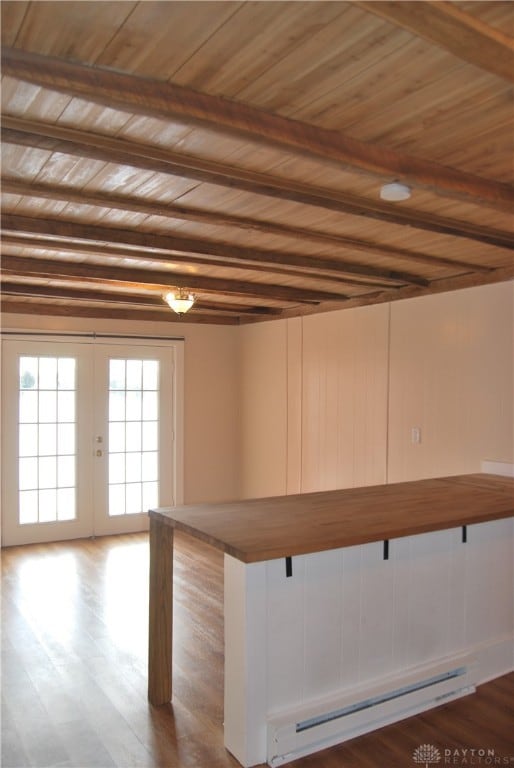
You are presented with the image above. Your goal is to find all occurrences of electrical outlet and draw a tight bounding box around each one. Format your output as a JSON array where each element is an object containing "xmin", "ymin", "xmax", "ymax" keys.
[{"xmin": 411, "ymin": 426, "xmax": 422, "ymax": 445}]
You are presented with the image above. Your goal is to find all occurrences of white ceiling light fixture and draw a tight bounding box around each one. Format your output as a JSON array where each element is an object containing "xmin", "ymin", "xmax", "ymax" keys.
[
  {"xmin": 164, "ymin": 288, "xmax": 195, "ymax": 315},
  {"xmin": 380, "ymin": 182, "xmax": 411, "ymax": 202}
]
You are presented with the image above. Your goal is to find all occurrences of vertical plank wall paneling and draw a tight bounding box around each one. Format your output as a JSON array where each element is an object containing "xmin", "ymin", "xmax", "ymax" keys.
[
  {"xmin": 300, "ymin": 305, "xmax": 389, "ymax": 492},
  {"xmin": 387, "ymin": 281, "xmax": 514, "ymax": 482},
  {"xmin": 260, "ymin": 520, "xmax": 513, "ymax": 722},
  {"xmin": 464, "ymin": 519, "xmax": 514, "ymax": 659},
  {"xmin": 240, "ymin": 320, "xmax": 288, "ymax": 498},
  {"xmin": 265, "ymin": 554, "xmax": 306, "ymax": 710},
  {"xmin": 286, "ymin": 317, "xmax": 302, "ymax": 495},
  {"xmin": 240, "ymin": 281, "xmax": 513, "ymax": 498},
  {"xmin": 182, "ymin": 322, "xmax": 241, "ymax": 503}
]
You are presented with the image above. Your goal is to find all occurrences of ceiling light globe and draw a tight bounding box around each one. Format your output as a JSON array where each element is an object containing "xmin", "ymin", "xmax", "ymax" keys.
[
  {"xmin": 380, "ymin": 182, "xmax": 411, "ymax": 202},
  {"xmin": 164, "ymin": 290, "xmax": 195, "ymax": 315}
]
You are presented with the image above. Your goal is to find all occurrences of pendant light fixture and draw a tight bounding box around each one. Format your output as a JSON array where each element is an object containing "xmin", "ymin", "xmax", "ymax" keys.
[{"xmin": 164, "ymin": 288, "xmax": 195, "ymax": 315}]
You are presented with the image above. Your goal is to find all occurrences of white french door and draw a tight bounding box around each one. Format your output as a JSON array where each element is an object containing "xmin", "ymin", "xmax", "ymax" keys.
[{"xmin": 1, "ymin": 336, "xmax": 181, "ymax": 546}]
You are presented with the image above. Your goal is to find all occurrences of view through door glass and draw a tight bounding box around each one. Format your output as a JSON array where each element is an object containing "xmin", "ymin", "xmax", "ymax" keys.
[
  {"xmin": 107, "ymin": 357, "xmax": 159, "ymax": 517},
  {"xmin": 1, "ymin": 338, "xmax": 177, "ymax": 546},
  {"xmin": 18, "ymin": 354, "xmax": 77, "ymax": 526}
]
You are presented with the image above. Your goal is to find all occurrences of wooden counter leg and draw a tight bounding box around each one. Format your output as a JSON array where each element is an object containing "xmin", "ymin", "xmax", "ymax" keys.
[{"xmin": 148, "ymin": 516, "xmax": 174, "ymax": 705}]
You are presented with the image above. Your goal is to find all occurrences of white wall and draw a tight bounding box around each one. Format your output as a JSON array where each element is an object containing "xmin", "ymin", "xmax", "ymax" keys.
[
  {"xmin": 240, "ymin": 281, "xmax": 514, "ymax": 497},
  {"xmin": 4, "ymin": 280, "xmax": 513, "ymax": 507},
  {"xmin": 240, "ymin": 321, "xmax": 288, "ymax": 498},
  {"xmin": 1, "ymin": 313, "xmax": 241, "ymax": 505},
  {"xmin": 181, "ymin": 322, "xmax": 241, "ymax": 503},
  {"xmin": 299, "ymin": 304, "xmax": 389, "ymax": 492},
  {"xmin": 388, "ymin": 281, "xmax": 514, "ymax": 481}
]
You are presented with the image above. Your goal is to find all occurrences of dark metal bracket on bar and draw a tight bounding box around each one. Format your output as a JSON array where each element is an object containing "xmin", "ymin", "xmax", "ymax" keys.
[
  {"xmin": 462, "ymin": 525, "xmax": 467, "ymax": 543},
  {"xmin": 383, "ymin": 540, "xmax": 389, "ymax": 560},
  {"xmin": 285, "ymin": 556, "xmax": 293, "ymax": 577}
]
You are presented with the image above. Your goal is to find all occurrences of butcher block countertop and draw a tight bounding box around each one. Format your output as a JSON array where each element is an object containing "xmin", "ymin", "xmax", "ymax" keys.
[{"xmin": 150, "ymin": 474, "xmax": 514, "ymax": 563}]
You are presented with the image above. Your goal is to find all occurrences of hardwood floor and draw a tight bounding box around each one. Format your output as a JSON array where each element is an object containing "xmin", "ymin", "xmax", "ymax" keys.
[{"xmin": 2, "ymin": 532, "xmax": 513, "ymax": 768}]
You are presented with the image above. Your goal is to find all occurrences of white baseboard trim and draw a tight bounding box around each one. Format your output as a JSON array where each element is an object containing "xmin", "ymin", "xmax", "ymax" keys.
[{"xmin": 481, "ymin": 460, "xmax": 514, "ymax": 477}]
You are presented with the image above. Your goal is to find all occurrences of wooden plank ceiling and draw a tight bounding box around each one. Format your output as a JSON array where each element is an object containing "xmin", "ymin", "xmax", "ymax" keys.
[{"xmin": 1, "ymin": 0, "xmax": 513, "ymax": 326}]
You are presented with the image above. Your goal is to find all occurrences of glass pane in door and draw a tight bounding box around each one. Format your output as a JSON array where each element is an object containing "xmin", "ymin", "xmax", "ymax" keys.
[
  {"xmin": 108, "ymin": 359, "xmax": 159, "ymax": 516},
  {"xmin": 18, "ymin": 356, "xmax": 76, "ymax": 524}
]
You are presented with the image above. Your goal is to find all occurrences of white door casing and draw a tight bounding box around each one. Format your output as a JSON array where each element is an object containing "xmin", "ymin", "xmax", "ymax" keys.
[{"xmin": 1, "ymin": 335, "xmax": 183, "ymax": 546}]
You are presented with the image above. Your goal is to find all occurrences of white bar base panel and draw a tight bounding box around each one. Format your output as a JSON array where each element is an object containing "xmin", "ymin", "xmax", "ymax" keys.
[
  {"xmin": 223, "ymin": 517, "xmax": 514, "ymax": 768},
  {"xmin": 224, "ymin": 557, "xmax": 268, "ymax": 767}
]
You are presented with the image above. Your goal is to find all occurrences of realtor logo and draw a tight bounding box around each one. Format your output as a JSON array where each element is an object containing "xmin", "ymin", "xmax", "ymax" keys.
[{"xmin": 413, "ymin": 744, "xmax": 441, "ymax": 767}]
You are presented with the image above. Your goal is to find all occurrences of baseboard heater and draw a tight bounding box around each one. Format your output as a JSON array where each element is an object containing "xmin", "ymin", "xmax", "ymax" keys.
[{"xmin": 267, "ymin": 655, "xmax": 477, "ymax": 766}]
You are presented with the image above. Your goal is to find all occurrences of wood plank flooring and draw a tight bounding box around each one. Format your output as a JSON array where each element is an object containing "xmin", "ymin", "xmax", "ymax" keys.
[{"xmin": 2, "ymin": 532, "xmax": 513, "ymax": 768}]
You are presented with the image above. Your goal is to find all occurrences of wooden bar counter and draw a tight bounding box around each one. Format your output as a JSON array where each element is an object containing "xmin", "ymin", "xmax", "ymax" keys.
[{"xmin": 148, "ymin": 474, "xmax": 514, "ymax": 766}]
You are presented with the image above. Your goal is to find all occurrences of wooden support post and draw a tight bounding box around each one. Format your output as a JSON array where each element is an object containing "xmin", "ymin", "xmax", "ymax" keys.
[{"xmin": 148, "ymin": 515, "xmax": 174, "ymax": 705}]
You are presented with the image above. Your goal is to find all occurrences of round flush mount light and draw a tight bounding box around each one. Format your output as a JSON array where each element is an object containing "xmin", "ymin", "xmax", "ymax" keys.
[{"xmin": 380, "ymin": 182, "xmax": 412, "ymax": 202}]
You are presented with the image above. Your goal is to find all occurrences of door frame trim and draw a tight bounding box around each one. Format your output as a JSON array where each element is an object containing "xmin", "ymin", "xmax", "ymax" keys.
[
  {"xmin": 1, "ymin": 334, "xmax": 184, "ymax": 546},
  {"xmin": 1, "ymin": 331, "xmax": 185, "ymax": 342}
]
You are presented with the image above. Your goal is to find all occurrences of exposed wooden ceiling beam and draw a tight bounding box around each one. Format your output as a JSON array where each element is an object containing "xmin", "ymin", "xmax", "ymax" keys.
[
  {"xmin": 1, "ymin": 177, "xmax": 491, "ymax": 274},
  {"xmin": 356, "ymin": 1, "xmax": 514, "ymax": 83},
  {"xmin": 0, "ymin": 282, "xmax": 281, "ymax": 316},
  {"xmin": 1, "ymin": 233, "xmax": 396, "ymax": 289},
  {"xmin": 1, "ymin": 214, "xmax": 428, "ymax": 287},
  {"xmin": 0, "ymin": 298, "xmax": 239, "ymax": 325},
  {"xmin": 3, "ymin": 119, "xmax": 512, "ymax": 250},
  {"xmin": 1, "ymin": 268, "xmax": 296, "ymax": 312},
  {"xmin": 270, "ymin": 266, "xmax": 514, "ymax": 323},
  {"xmin": 0, "ymin": 282, "xmax": 157, "ymax": 306},
  {"xmin": 2, "ymin": 47, "xmax": 512, "ymax": 208},
  {"xmin": 5, "ymin": 269, "xmax": 512, "ymax": 327},
  {"xmin": 0, "ymin": 255, "xmax": 349, "ymax": 305}
]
